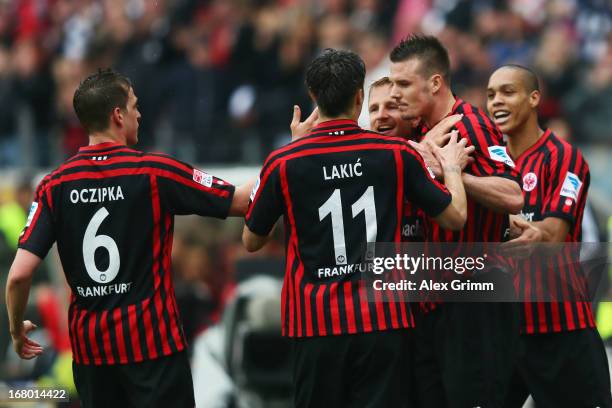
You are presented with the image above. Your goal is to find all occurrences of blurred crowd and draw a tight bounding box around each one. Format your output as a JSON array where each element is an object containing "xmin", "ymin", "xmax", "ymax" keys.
[{"xmin": 0, "ymin": 0, "xmax": 608, "ymax": 168}]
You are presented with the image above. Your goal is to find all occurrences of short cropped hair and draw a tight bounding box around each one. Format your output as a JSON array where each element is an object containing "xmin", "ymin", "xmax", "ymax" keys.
[
  {"xmin": 305, "ymin": 49, "xmax": 366, "ymax": 117},
  {"xmin": 498, "ymin": 64, "xmax": 540, "ymax": 92},
  {"xmin": 73, "ymin": 68, "xmax": 132, "ymax": 133},
  {"xmin": 390, "ymin": 35, "xmax": 451, "ymax": 84},
  {"xmin": 369, "ymin": 76, "xmax": 392, "ymax": 97}
]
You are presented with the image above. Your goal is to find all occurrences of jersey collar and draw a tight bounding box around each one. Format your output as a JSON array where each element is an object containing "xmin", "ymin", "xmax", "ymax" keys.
[
  {"xmin": 512, "ymin": 128, "xmax": 551, "ymax": 164},
  {"xmin": 450, "ymin": 97, "xmax": 463, "ymax": 114},
  {"xmin": 313, "ymin": 119, "xmax": 359, "ymax": 131}
]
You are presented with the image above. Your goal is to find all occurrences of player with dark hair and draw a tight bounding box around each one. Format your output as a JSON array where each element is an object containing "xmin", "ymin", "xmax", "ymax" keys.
[
  {"xmin": 487, "ymin": 64, "xmax": 611, "ymax": 407},
  {"xmin": 6, "ymin": 68, "xmax": 253, "ymax": 408},
  {"xmin": 389, "ymin": 35, "xmax": 524, "ymax": 407},
  {"xmin": 243, "ymin": 49, "xmax": 470, "ymax": 407}
]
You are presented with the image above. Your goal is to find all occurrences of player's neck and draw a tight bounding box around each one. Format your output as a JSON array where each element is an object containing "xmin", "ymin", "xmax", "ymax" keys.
[
  {"xmin": 506, "ymin": 116, "xmax": 544, "ymax": 159},
  {"xmin": 318, "ymin": 112, "xmax": 357, "ymax": 124},
  {"xmin": 426, "ymin": 91, "xmax": 456, "ymax": 128},
  {"xmin": 88, "ymin": 129, "xmax": 127, "ymax": 146}
]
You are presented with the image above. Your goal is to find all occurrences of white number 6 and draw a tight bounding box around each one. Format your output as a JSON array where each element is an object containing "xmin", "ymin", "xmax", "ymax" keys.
[{"xmin": 83, "ymin": 207, "xmax": 120, "ymax": 283}]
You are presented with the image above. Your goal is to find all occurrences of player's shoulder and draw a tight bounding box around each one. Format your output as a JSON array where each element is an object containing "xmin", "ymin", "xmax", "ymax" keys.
[
  {"xmin": 456, "ymin": 101, "xmax": 496, "ymax": 129},
  {"xmin": 545, "ymin": 130, "xmax": 588, "ymax": 168},
  {"xmin": 261, "ymin": 130, "xmax": 411, "ymax": 170},
  {"xmin": 454, "ymin": 100, "xmax": 503, "ymax": 143}
]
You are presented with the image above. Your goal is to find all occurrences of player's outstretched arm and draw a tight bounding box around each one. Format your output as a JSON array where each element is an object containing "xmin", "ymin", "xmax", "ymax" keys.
[
  {"xmin": 462, "ymin": 174, "xmax": 523, "ymax": 214},
  {"xmin": 6, "ymin": 249, "xmax": 44, "ymax": 359},
  {"xmin": 229, "ymin": 179, "xmax": 256, "ymax": 217},
  {"xmin": 242, "ymin": 225, "xmax": 271, "ymax": 252},
  {"xmin": 431, "ymin": 133, "xmax": 468, "ymax": 230}
]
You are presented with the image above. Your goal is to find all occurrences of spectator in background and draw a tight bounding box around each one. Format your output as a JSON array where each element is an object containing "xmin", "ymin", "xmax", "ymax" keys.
[
  {"xmin": 565, "ymin": 44, "xmax": 612, "ymax": 144},
  {"xmin": 13, "ymin": 39, "xmax": 56, "ymax": 168},
  {"xmin": 533, "ymin": 24, "xmax": 580, "ymax": 122},
  {"xmin": 0, "ymin": 176, "xmax": 33, "ymax": 251},
  {"xmin": 356, "ymin": 30, "xmax": 392, "ymax": 127},
  {"xmin": 0, "ymin": 0, "xmax": 607, "ymax": 164},
  {"xmin": 165, "ymin": 33, "xmax": 230, "ymax": 163},
  {"xmin": 175, "ymin": 244, "xmax": 226, "ymax": 348},
  {"xmin": 53, "ymin": 57, "xmax": 87, "ymax": 158},
  {"xmin": 0, "ymin": 46, "xmax": 18, "ymax": 167}
]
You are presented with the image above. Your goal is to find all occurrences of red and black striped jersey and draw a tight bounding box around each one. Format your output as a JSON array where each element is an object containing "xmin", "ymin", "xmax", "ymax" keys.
[
  {"xmin": 506, "ymin": 129, "xmax": 594, "ymax": 334},
  {"xmin": 422, "ymin": 99, "xmax": 520, "ymax": 243},
  {"xmin": 400, "ymin": 133, "xmax": 427, "ymax": 243},
  {"xmin": 245, "ymin": 120, "xmax": 452, "ymax": 337},
  {"xmin": 18, "ymin": 142, "xmax": 235, "ymax": 365}
]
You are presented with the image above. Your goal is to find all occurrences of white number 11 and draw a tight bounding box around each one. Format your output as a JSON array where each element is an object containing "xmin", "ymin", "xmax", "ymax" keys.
[{"xmin": 318, "ymin": 186, "xmax": 377, "ymax": 265}]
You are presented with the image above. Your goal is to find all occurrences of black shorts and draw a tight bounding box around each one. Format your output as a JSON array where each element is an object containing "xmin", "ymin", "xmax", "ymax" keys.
[
  {"xmin": 292, "ymin": 330, "xmax": 411, "ymax": 408},
  {"xmin": 412, "ymin": 301, "xmax": 520, "ymax": 408},
  {"xmin": 504, "ymin": 328, "xmax": 612, "ymax": 408},
  {"xmin": 72, "ymin": 351, "xmax": 195, "ymax": 408}
]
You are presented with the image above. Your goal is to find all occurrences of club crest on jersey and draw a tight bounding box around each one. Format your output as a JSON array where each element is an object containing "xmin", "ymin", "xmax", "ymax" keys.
[
  {"xmin": 560, "ymin": 171, "xmax": 582, "ymax": 200},
  {"xmin": 25, "ymin": 202, "xmax": 38, "ymax": 227},
  {"xmin": 250, "ymin": 177, "xmax": 260, "ymax": 201},
  {"xmin": 487, "ymin": 146, "xmax": 515, "ymax": 167},
  {"xmin": 522, "ymin": 172, "xmax": 538, "ymax": 192},
  {"xmin": 193, "ymin": 169, "xmax": 213, "ymax": 187}
]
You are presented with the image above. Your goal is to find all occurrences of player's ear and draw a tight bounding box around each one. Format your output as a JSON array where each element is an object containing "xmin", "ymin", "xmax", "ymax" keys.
[
  {"xmin": 112, "ymin": 106, "xmax": 125, "ymax": 127},
  {"xmin": 430, "ymin": 74, "xmax": 442, "ymax": 94},
  {"xmin": 528, "ymin": 90, "xmax": 541, "ymax": 109},
  {"xmin": 355, "ymin": 88, "xmax": 364, "ymax": 106}
]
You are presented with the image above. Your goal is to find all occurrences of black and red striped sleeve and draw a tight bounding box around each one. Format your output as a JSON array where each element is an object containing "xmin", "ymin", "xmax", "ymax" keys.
[
  {"xmin": 152, "ymin": 154, "xmax": 235, "ymax": 218},
  {"xmin": 456, "ymin": 113, "xmax": 520, "ymax": 183},
  {"xmin": 18, "ymin": 178, "xmax": 55, "ymax": 258},
  {"xmin": 542, "ymin": 144, "xmax": 589, "ymax": 228},
  {"xmin": 245, "ymin": 159, "xmax": 283, "ymax": 236},
  {"xmin": 401, "ymin": 146, "xmax": 451, "ymax": 217}
]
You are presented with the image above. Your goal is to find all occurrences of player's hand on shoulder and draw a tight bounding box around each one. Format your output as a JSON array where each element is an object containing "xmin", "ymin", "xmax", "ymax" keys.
[
  {"xmin": 422, "ymin": 114, "xmax": 463, "ymax": 147},
  {"xmin": 432, "ymin": 130, "xmax": 474, "ymax": 173},
  {"xmin": 11, "ymin": 320, "xmax": 43, "ymax": 360},
  {"xmin": 408, "ymin": 140, "xmax": 442, "ymax": 179},
  {"xmin": 290, "ymin": 105, "xmax": 319, "ymax": 141}
]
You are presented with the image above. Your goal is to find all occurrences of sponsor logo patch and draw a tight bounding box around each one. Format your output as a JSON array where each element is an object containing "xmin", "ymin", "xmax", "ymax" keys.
[
  {"xmin": 560, "ymin": 171, "xmax": 582, "ymax": 200},
  {"xmin": 250, "ymin": 177, "xmax": 261, "ymax": 201},
  {"xmin": 193, "ymin": 169, "xmax": 213, "ymax": 187},
  {"xmin": 25, "ymin": 202, "xmax": 38, "ymax": 227},
  {"xmin": 522, "ymin": 172, "xmax": 538, "ymax": 192},
  {"xmin": 488, "ymin": 146, "xmax": 515, "ymax": 167}
]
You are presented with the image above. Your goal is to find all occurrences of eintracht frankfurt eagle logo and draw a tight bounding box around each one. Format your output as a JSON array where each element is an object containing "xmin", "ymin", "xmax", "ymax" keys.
[{"xmin": 523, "ymin": 172, "xmax": 538, "ymax": 192}]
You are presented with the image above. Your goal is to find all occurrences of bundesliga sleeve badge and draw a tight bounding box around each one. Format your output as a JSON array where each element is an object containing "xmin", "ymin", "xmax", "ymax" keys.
[
  {"xmin": 559, "ymin": 171, "xmax": 583, "ymax": 200},
  {"xmin": 487, "ymin": 145, "xmax": 516, "ymax": 167}
]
